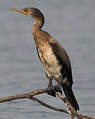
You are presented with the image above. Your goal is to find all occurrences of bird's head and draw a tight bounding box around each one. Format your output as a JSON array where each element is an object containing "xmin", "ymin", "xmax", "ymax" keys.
[
  {"xmin": 10, "ymin": 7, "xmax": 43, "ymax": 17},
  {"xmin": 10, "ymin": 7, "xmax": 44, "ymax": 28}
]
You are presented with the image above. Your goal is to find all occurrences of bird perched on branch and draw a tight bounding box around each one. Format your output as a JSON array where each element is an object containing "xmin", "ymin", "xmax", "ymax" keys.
[{"xmin": 10, "ymin": 7, "xmax": 79, "ymax": 111}]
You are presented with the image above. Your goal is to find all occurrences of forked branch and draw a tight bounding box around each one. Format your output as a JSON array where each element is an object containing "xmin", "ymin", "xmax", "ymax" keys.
[{"xmin": 0, "ymin": 86, "xmax": 95, "ymax": 119}]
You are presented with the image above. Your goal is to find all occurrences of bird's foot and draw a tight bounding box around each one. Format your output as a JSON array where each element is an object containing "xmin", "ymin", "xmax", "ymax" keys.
[
  {"xmin": 47, "ymin": 85, "xmax": 56, "ymax": 97},
  {"xmin": 47, "ymin": 84, "xmax": 62, "ymax": 97}
]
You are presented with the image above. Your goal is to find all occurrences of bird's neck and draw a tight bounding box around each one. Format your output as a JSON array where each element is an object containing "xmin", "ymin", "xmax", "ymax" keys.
[{"xmin": 32, "ymin": 17, "xmax": 44, "ymax": 34}]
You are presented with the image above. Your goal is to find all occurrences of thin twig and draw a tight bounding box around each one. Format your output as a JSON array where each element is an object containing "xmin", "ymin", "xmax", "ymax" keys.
[
  {"xmin": 57, "ymin": 92, "xmax": 80, "ymax": 118},
  {"xmin": 71, "ymin": 114, "xmax": 74, "ymax": 119},
  {"xmin": 29, "ymin": 96, "xmax": 69, "ymax": 114},
  {"xmin": 56, "ymin": 92, "xmax": 95, "ymax": 119}
]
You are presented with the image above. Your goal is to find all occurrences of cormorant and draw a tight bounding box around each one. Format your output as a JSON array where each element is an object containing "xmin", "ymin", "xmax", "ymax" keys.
[{"xmin": 10, "ymin": 7, "xmax": 79, "ymax": 111}]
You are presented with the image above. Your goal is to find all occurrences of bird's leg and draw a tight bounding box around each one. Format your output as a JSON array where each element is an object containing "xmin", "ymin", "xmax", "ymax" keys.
[{"xmin": 47, "ymin": 79, "xmax": 56, "ymax": 97}]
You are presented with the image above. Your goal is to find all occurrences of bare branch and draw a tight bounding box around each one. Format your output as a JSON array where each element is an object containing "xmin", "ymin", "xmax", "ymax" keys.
[
  {"xmin": 0, "ymin": 86, "xmax": 95, "ymax": 119},
  {"xmin": 71, "ymin": 114, "xmax": 74, "ymax": 119},
  {"xmin": 0, "ymin": 88, "xmax": 46, "ymax": 103}
]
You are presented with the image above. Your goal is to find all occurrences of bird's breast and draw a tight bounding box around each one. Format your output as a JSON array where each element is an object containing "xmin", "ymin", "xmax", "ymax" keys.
[{"xmin": 37, "ymin": 44, "xmax": 62, "ymax": 81}]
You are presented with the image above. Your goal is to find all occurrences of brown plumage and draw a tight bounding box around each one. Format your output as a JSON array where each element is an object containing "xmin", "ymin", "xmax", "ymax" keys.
[{"xmin": 10, "ymin": 7, "xmax": 79, "ymax": 111}]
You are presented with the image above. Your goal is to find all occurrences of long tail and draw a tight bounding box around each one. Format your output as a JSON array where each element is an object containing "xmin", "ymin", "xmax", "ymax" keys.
[{"xmin": 62, "ymin": 85, "xmax": 79, "ymax": 111}]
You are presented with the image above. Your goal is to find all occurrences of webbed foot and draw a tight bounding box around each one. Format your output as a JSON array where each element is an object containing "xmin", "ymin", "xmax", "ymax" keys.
[
  {"xmin": 47, "ymin": 85, "xmax": 56, "ymax": 97},
  {"xmin": 47, "ymin": 79, "xmax": 56, "ymax": 97}
]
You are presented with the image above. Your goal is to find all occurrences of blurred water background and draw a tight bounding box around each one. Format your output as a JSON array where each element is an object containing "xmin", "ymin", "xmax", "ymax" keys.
[{"xmin": 0, "ymin": 0, "xmax": 95, "ymax": 119}]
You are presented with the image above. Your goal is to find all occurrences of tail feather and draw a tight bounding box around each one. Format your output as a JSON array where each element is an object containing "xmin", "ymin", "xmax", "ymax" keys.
[{"xmin": 62, "ymin": 85, "xmax": 79, "ymax": 111}]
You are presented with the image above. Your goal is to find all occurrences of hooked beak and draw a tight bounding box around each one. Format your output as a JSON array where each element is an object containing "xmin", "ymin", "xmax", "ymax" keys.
[{"xmin": 10, "ymin": 8, "xmax": 28, "ymax": 15}]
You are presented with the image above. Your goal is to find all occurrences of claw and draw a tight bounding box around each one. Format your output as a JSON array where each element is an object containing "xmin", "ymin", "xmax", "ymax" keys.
[
  {"xmin": 47, "ymin": 79, "xmax": 62, "ymax": 97},
  {"xmin": 47, "ymin": 79, "xmax": 56, "ymax": 97},
  {"xmin": 47, "ymin": 86, "xmax": 56, "ymax": 97}
]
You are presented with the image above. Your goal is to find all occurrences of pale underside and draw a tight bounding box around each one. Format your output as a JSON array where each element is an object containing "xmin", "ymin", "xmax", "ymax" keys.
[{"xmin": 38, "ymin": 43, "xmax": 62, "ymax": 83}]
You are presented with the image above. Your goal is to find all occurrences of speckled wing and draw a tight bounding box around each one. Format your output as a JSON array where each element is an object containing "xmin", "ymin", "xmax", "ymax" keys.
[{"xmin": 49, "ymin": 41, "xmax": 73, "ymax": 85}]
